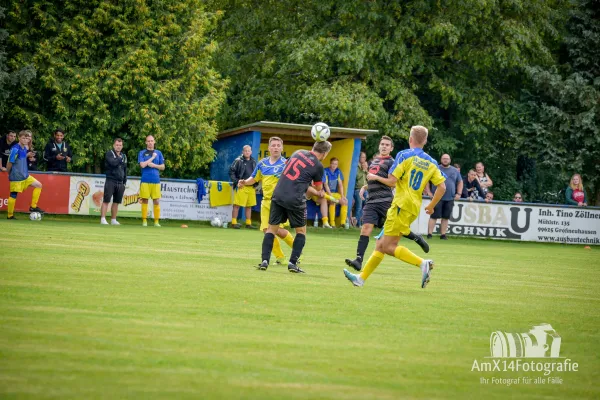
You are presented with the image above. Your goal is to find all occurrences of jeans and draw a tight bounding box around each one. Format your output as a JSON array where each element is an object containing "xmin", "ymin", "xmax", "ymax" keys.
[{"xmin": 353, "ymin": 189, "xmax": 364, "ymax": 226}]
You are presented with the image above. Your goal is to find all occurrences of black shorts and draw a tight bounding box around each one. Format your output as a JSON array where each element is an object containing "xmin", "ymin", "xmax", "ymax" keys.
[
  {"xmin": 269, "ymin": 200, "xmax": 307, "ymax": 228},
  {"xmin": 103, "ymin": 180, "xmax": 126, "ymax": 204},
  {"xmin": 362, "ymin": 201, "xmax": 390, "ymax": 228},
  {"xmin": 431, "ymin": 200, "xmax": 454, "ymax": 219}
]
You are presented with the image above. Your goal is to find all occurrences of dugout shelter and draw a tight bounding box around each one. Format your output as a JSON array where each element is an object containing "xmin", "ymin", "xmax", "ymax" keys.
[{"xmin": 210, "ymin": 121, "xmax": 378, "ymax": 225}]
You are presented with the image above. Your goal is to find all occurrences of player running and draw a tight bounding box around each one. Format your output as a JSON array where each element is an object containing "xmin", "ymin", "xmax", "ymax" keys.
[
  {"xmin": 344, "ymin": 135, "xmax": 429, "ymax": 272},
  {"xmin": 238, "ymin": 137, "xmax": 296, "ymax": 264},
  {"xmin": 343, "ymin": 126, "xmax": 446, "ymax": 288},
  {"xmin": 258, "ymin": 141, "xmax": 332, "ymax": 273}
]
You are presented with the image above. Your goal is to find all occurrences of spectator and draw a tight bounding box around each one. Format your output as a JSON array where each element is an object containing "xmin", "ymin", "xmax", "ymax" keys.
[
  {"xmin": 100, "ymin": 138, "xmax": 128, "ymax": 225},
  {"xmin": 0, "ymin": 130, "xmax": 17, "ymax": 172},
  {"xmin": 352, "ymin": 151, "xmax": 368, "ymax": 227},
  {"xmin": 44, "ymin": 129, "xmax": 73, "ymax": 172},
  {"xmin": 324, "ymin": 157, "xmax": 349, "ymax": 228},
  {"xmin": 453, "ymin": 163, "xmax": 461, "ymax": 173},
  {"xmin": 485, "ymin": 191, "xmax": 494, "ymax": 203},
  {"xmin": 461, "ymin": 169, "xmax": 484, "ymax": 201},
  {"xmin": 138, "ymin": 135, "xmax": 165, "ymax": 227},
  {"xmin": 229, "ymin": 145, "xmax": 257, "ymax": 229},
  {"xmin": 565, "ymin": 174, "xmax": 587, "ymax": 207},
  {"xmin": 27, "ymin": 133, "xmax": 39, "ymax": 171},
  {"xmin": 427, "ymin": 154, "xmax": 462, "ymax": 240},
  {"xmin": 513, "ymin": 192, "xmax": 523, "ymax": 203},
  {"xmin": 475, "ymin": 162, "xmax": 493, "ymax": 196}
]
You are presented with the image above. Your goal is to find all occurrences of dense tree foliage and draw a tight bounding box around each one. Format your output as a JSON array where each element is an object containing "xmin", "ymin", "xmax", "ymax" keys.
[
  {"xmin": 1, "ymin": 0, "xmax": 597, "ymax": 204},
  {"xmin": 2, "ymin": 0, "xmax": 227, "ymax": 176}
]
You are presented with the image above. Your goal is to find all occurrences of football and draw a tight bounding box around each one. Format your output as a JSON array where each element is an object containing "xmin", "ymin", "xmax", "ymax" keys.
[
  {"xmin": 311, "ymin": 122, "xmax": 331, "ymax": 142},
  {"xmin": 211, "ymin": 216, "xmax": 222, "ymax": 227},
  {"xmin": 30, "ymin": 212, "xmax": 42, "ymax": 221}
]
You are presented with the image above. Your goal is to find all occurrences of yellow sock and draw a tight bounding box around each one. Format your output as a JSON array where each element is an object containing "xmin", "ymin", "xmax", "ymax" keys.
[
  {"xmin": 282, "ymin": 232, "xmax": 294, "ymax": 248},
  {"xmin": 8, "ymin": 197, "xmax": 16, "ymax": 217},
  {"xmin": 232, "ymin": 218, "xmax": 238, "ymax": 225},
  {"xmin": 141, "ymin": 203, "xmax": 148, "ymax": 221},
  {"xmin": 245, "ymin": 219, "xmax": 252, "ymax": 226},
  {"xmin": 329, "ymin": 203, "xmax": 336, "ymax": 226},
  {"xmin": 322, "ymin": 217, "xmax": 328, "ymax": 225},
  {"xmin": 360, "ymin": 251, "xmax": 385, "ymax": 281},
  {"xmin": 273, "ymin": 237, "xmax": 285, "ymax": 259},
  {"xmin": 31, "ymin": 187, "xmax": 41, "ymax": 208},
  {"xmin": 340, "ymin": 205, "xmax": 348, "ymax": 224},
  {"xmin": 153, "ymin": 204, "xmax": 160, "ymax": 223},
  {"xmin": 393, "ymin": 246, "xmax": 423, "ymax": 267}
]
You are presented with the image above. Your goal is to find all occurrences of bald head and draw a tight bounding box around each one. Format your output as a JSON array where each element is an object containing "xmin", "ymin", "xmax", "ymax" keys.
[
  {"xmin": 440, "ymin": 154, "xmax": 451, "ymax": 167},
  {"xmin": 145, "ymin": 135, "xmax": 155, "ymax": 150}
]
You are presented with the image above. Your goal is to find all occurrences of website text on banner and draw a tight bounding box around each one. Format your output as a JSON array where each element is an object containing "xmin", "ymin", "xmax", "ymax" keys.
[{"xmin": 412, "ymin": 200, "xmax": 600, "ymax": 245}]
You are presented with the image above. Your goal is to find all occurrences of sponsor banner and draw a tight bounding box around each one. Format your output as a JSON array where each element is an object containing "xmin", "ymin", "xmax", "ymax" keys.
[
  {"xmin": 68, "ymin": 176, "xmax": 232, "ymax": 221},
  {"xmin": 69, "ymin": 176, "xmax": 142, "ymax": 217},
  {"xmin": 0, "ymin": 172, "xmax": 70, "ymax": 214},
  {"xmin": 415, "ymin": 200, "xmax": 600, "ymax": 245}
]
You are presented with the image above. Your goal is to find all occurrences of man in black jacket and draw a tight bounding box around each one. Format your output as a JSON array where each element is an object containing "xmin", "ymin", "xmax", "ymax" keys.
[
  {"xmin": 100, "ymin": 138, "xmax": 127, "ymax": 225},
  {"xmin": 0, "ymin": 130, "xmax": 17, "ymax": 172},
  {"xmin": 44, "ymin": 129, "xmax": 73, "ymax": 172},
  {"xmin": 229, "ymin": 145, "xmax": 257, "ymax": 229}
]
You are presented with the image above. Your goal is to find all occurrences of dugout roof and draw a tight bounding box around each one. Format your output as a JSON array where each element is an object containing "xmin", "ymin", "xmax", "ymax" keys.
[{"xmin": 217, "ymin": 121, "xmax": 378, "ymax": 144}]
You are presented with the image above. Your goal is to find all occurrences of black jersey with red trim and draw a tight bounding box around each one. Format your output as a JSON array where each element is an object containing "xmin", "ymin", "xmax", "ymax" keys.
[
  {"xmin": 272, "ymin": 150, "xmax": 324, "ymax": 209},
  {"xmin": 367, "ymin": 155, "xmax": 394, "ymax": 204}
]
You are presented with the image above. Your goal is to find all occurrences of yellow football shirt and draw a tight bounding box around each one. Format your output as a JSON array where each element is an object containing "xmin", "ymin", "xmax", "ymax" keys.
[
  {"xmin": 390, "ymin": 148, "xmax": 446, "ymax": 216},
  {"xmin": 252, "ymin": 156, "xmax": 287, "ymax": 200}
]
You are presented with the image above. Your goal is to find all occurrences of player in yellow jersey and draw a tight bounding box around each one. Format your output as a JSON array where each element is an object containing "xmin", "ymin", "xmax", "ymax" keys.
[
  {"xmin": 238, "ymin": 137, "xmax": 296, "ymax": 264},
  {"xmin": 343, "ymin": 126, "xmax": 447, "ymax": 288}
]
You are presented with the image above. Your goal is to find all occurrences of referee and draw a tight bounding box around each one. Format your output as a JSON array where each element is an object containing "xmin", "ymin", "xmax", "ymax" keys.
[{"xmin": 100, "ymin": 138, "xmax": 128, "ymax": 225}]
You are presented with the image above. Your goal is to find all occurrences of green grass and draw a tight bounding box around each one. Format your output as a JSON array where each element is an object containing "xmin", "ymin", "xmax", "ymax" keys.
[{"xmin": 0, "ymin": 215, "xmax": 599, "ymax": 399}]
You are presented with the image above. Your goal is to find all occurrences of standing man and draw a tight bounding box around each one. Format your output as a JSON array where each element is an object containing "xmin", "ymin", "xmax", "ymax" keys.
[
  {"xmin": 324, "ymin": 157, "xmax": 349, "ymax": 228},
  {"xmin": 426, "ymin": 154, "xmax": 462, "ymax": 240},
  {"xmin": 258, "ymin": 140, "xmax": 332, "ymax": 273},
  {"xmin": 239, "ymin": 137, "xmax": 296, "ymax": 263},
  {"xmin": 138, "ymin": 135, "xmax": 165, "ymax": 227},
  {"xmin": 352, "ymin": 151, "xmax": 368, "ymax": 227},
  {"xmin": 343, "ymin": 126, "xmax": 446, "ymax": 289},
  {"xmin": 344, "ymin": 136, "xmax": 429, "ymax": 272},
  {"xmin": 229, "ymin": 145, "xmax": 257, "ymax": 229},
  {"xmin": 6, "ymin": 130, "xmax": 44, "ymax": 219},
  {"xmin": 101, "ymin": 138, "xmax": 128, "ymax": 225},
  {"xmin": 44, "ymin": 129, "xmax": 73, "ymax": 172},
  {"xmin": 0, "ymin": 130, "xmax": 17, "ymax": 172}
]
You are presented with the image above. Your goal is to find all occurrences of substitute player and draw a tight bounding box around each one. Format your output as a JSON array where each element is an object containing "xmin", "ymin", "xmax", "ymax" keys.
[
  {"xmin": 258, "ymin": 140, "xmax": 332, "ymax": 273},
  {"xmin": 6, "ymin": 130, "xmax": 44, "ymax": 219},
  {"xmin": 343, "ymin": 126, "xmax": 446, "ymax": 288},
  {"xmin": 344, "ymin": 136, "xmax": 429, "ymax": 271},
  {"xmin": 138, "ymin": 135, "xmax": 165, "ymax": 227},
  {"xmin": 238, "ymin": 137, "xmax": 296, "ymax": 263},
  {"xmin": 324, "ymin": 158, "xmax": 349, "ymax": 227}
]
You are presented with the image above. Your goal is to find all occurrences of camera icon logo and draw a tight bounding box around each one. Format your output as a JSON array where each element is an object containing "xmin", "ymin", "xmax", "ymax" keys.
[{"xmin": 490, "ymin": 323, "xmax": 561, "ymax": 358}]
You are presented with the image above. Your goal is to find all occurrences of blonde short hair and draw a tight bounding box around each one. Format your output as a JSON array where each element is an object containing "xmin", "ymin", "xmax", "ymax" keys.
[
  {"xmin": 410, "ymin": 126, "xmax": 428, "ymax": 145},
  {"xmin": 269, "ymin": 136, "xmax": 283, "ymax": 145},
  {"xmin": 18, "ymin": 130, "xmax": 32, "ymax": 138}
]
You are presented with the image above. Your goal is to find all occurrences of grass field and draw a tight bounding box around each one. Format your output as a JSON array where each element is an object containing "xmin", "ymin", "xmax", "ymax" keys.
[{"xmin": 0, "ymin": 216, "xmax": 599, "ymax": 399}]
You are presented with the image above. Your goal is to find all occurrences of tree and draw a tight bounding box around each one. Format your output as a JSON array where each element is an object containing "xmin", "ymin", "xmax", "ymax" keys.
[
  {"xmin": 508, "ymin": 0, "xmax": 600, "ymax": 204},
  {"xmin": 3, "ymin": 0, "xmax": 227, "ymax": 177}
]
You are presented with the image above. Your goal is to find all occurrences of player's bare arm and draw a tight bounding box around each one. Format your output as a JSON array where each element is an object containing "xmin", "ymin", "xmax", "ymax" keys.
[
  {"xmin": 239, "ymin": 177, "xmax": 256, "ymax": 188},
  {"xmin": 367, "ymin": 172, "xmax": 397, "ymax": 187},
  {"xmin": 425, "ymin": 182, "xmax": 446, "ymax": 214},
  {"xmin": 139, "ymin": 153, "xmax": 156, "ymax": 168},
  {"xmin": 6, "ymin": 161, "xmax": 12, "ymax": 175}
]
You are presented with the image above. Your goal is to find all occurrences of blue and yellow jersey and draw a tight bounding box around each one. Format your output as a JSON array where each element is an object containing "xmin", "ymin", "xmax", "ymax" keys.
[
  {"xmin": 138, "ymin": 149, "xmax": 165, "ymax": 184},
  {"xmin": 251, "ymin": 156, "xmax": 286, "ymax": 200},
  {"xmin": 8, "ymin": 145, "xmax": 29, "ymax": 182},
  {"xmin": 324, "ymin": 168, "xmax": 343, "ymax": 193},
  {"xmin": 390, "ymin": 148, "xmax": 446, "ymax": 216}
]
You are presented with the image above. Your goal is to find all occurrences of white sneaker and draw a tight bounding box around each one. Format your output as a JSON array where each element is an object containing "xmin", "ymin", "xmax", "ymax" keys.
[
  {"xmin": 111, "ymin": 219, "xmax": 120, "ymax": 225},
  {"xmin": 420, "ymin": 260, "xmax": 434, "ymax": 288},
  {"xmin": 322, "ymin": 223, "xmax": 333, "ymax": 229},
  {"xmin": 100, "ymin": 218, "xmax": 109, "ymax": 225}
]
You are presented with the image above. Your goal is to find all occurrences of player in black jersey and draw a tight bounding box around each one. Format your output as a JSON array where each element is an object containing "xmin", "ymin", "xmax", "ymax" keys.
[
  {"xmin": 345, "ymin": 136, "xmax": 429, "ymax": 271},
  {"xmin": 258, "ymin": 140, "xmax": 332, "ymax": 273}
]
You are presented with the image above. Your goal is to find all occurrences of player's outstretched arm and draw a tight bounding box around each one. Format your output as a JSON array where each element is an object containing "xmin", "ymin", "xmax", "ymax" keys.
[
  {"xmin": 425, "ymin": 182, "xmax": 446, "ymax": 214},
  {"xmin": 367, "ymin": 173, "xmax": 397, "ymax": 187},
  {"xmin": 239, "ymin": 177, "xmax": 257, "ymax": 188}
]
